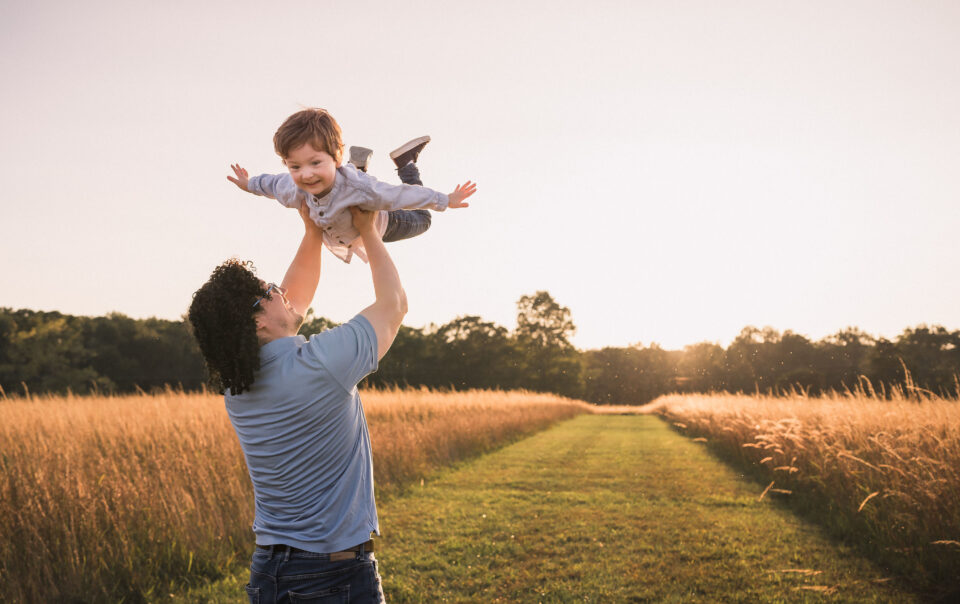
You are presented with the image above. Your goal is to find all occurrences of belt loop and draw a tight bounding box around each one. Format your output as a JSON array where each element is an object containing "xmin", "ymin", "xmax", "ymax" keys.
[
  {"xmin": 358, "ymin": 540, "xmax": 366, "ymax": 559},
  {"xmin": 267, "ymin": 545, "xmax": 275, "ymax": 559},
  {"xmin": 283, "ymin": 546, "xmax": 292, "ymax": 562}
]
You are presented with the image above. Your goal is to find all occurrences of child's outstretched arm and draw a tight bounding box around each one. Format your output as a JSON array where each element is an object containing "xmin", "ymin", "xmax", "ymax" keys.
[
  {"xmin": 447, "ymin": 181, "xmax": 477, "ymax": 209},
  {"xmin": 227, "ymin": 164, "xmax": 303, "ymax": 208},
  {"xmin": 226, "ymin": 164, "xmax": 250, "ymax": 192},
  {"xmin": 362, "ymin": 177, "xmax": 478, "ymax": 212}
]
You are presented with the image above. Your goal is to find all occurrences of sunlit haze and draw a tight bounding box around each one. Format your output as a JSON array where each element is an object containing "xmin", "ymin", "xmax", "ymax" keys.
[{"xmin": 2, "ymin": 0, "xmax": 958, "ymax": 350}]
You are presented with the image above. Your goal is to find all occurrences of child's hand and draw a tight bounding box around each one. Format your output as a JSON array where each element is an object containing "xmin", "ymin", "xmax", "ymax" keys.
[
  {"xmin": 447, "ymin": 181, "xmax": 477, "ymax": 209},
  {"xmin": 227, "ymin": 164, "xmax": 250, "ymax": 192},
  {"xmin": 350, "ymin": 206, "xmax": 378, "ymax": 235}
]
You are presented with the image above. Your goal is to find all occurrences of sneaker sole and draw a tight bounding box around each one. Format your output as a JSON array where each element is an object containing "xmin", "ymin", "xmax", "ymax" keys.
[{"xmin": 389, "ymin": 135, "xmax": 431, "ymax": 159}]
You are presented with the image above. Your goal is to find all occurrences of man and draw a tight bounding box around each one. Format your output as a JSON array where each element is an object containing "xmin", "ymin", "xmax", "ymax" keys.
[{"xmin": 188, "ymin": 202, "xmax": 404, "ymax": 603}]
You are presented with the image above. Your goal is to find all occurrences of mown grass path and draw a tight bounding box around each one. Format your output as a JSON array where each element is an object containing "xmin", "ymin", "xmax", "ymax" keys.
[
  {"xmin": 167, "ymin": 414, "xmax": 918, "ymax": 602},
  {"xmin": 377, "ymin": 415, "xmax": 916, "ymax": 603}
]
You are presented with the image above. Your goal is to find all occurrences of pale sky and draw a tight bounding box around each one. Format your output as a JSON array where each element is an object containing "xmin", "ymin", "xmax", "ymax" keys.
[{"xmin": 2, "ymin": 0, "xmax": 958, "ymax": 350}]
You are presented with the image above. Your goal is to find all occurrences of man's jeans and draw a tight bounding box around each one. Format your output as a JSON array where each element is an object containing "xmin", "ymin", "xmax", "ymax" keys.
[
  {"xmin": 383, "ymin": 161, "xmax": 432, "ymax": 243},
  {"xmin": 245, "ymin": 545, "xmax": 385, "ymax": 603}
]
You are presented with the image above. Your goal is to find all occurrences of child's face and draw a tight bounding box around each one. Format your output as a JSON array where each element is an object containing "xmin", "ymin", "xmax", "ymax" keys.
[{"xmin": 284, "ymin": 143, "xmax": 341, "ymax": 197}]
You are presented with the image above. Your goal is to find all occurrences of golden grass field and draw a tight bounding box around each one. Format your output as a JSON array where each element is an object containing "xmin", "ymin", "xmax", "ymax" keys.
[
  {"xmin": 4, "ymin": 383, "xmax": 958, "ymax": 601},
  {"xmin": 642, "ymin": 388, "xmax": 960, "ymax": 595},
  {"xmin": 0, "ymin": 388, "xmax": 591, "ymax": 603}
]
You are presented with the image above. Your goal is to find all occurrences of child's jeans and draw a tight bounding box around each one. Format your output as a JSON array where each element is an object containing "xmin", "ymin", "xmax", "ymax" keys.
[{"xmin": 383, "ymin": 161, "xmax": 432, "ymax": 242}]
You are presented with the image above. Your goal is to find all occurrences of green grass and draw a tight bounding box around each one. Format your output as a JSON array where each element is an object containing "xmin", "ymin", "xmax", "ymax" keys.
[{"xmin": 165, "ymin": 415, "xmax": 919, "ymax": 602}]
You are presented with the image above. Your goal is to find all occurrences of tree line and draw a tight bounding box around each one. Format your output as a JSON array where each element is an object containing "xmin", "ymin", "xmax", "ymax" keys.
[{"xmin": 2, "ymin": 293, "xmax": 959, "ymax": 403}]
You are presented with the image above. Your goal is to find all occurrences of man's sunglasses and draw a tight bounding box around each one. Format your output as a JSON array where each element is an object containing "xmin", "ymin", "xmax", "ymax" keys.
[{"xmin": 252, "ymin": 283, "xmax": 286, "ymax": 308}]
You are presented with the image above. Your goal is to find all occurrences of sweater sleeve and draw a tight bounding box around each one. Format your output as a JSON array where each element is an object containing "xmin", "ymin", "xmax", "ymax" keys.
[
  {"xmin": 358, "ymin": 173, "xmax": 449, "ymax": 212},
  {"xmin": 247, "ymin": 173, "xmax": 304, "ymax": 209}
]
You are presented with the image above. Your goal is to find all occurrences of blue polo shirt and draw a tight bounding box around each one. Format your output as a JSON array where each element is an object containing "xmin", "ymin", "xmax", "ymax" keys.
[{"xmin": 225, "ymin": 314, "xmax": 379, "ymax": 553}]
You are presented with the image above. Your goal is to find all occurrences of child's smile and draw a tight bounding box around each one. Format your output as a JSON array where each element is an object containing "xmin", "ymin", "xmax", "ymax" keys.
[{"xmin": 284, "ymin": 143, "xmax": 340, "ymax": 197}]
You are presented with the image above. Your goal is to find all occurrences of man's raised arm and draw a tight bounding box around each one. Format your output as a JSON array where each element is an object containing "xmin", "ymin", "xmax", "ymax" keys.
[
  {"xmin": 352, "ymin": 207, "xmax": 407, "ymax": 360},
  {"xmin": 280, "ymin": 201, "xmax": 324, "ymax": 321}
]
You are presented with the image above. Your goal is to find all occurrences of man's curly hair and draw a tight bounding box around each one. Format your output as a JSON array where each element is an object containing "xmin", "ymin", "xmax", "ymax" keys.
[{"xmin": 188, "ymin": 259, "xmax": 267, "ymax": 395}]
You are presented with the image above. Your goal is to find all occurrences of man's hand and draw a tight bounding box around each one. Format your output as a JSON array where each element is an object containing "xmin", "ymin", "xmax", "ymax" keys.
[
  {"xmin": 298, "ymin": 200, "xmax": 324, "ymax": 238},
  {"xmin": 350, "ymin": 206, "xmax": 379, "ymax": 235},
  {"xmin": 227, "ymin": 164, "xmax": 250, "ymax": 192},
  {"xmin": 447, "ymin": 181, "xmax": 477, "ymax": 209}
]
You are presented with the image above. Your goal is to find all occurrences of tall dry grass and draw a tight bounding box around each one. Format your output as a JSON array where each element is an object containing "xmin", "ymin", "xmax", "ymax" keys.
[
  {"xmin": 0, "ymin": 387, "xmax": 590, "ymax": 603},
  {"xmin": 644, "ymin": 390, "xmax": 960, "ymax": 598}
]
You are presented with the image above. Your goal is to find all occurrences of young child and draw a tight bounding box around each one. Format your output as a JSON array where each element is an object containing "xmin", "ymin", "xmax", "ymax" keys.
[{"xmin": 227, "ymin": 108, "xmax": 477, "ymax": 263}]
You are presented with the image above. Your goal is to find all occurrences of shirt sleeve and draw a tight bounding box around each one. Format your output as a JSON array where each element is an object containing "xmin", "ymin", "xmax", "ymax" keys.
[
  {"xmin": 303, "ymin": 315, "xmax": 379, "ymax": 391},
  {"xmin": 247, "ymin": 173, "xmax": 304, "ymax": 209},
  {"xmin": 358, "ymin": 173, "xmax": 449, "ymax": 212}
]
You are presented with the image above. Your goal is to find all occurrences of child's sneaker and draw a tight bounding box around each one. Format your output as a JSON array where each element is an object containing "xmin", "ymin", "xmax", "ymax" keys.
[
  {"xmin": 389, "ymin": 136, "xmax": 430, "ymax": 169},
  {"xmin": 348, "ymin": 146, "xmax": 373, "ymax": 172}
]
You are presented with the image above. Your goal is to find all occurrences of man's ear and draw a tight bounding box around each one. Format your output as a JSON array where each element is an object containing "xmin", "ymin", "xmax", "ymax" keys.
[{"xmin": 254, "ymin": 314, "xmax": 269, "ymax": 346}]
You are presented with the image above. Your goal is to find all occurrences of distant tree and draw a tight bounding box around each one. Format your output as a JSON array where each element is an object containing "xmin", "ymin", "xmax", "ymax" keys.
[
  {"xmin": 81, "ymin": 313, "xmax": 205, "ymax": 392},
  {"xmin": 145, "ymin": 318, "xmax": 206, "ymax": 390},
  {"xmin": 515, "ymin": 291, "xmax": 576, "ymax": 349},
  {"xmin": 677, "ymin": 342, "xmax": 727, "ymax": 392},
  {"xmin": 583, "ymin": 344, "xmax": 677, "ymax": 405},
  {"xmin": 370, "ymin": 324, "xmax": 436, "ymax": 388},
  {"xmin": 84, "ymin": 314, "xmax": 139, "ymax": 390},
  {"xmin": 818, "ymin": 327, "xmax": 875, "ymax": 392},
  {"xmin": 425, "ymin": 315, "xmax": 520, "ymax": 390},
  {"xmin": 582, "ymin": 347, "xmax": 635, "ymax": 404},
  {"xmin": 5, "ymin": 301, "xmax": 959, "ymax": 403},
  {"xmin": 865, "ymin": 338, "xmax": 904, "ymax": 395},
  {"xmin": 514, "ymin": 292, "xmax": 582, "ymax": 397},
  {"xmin": 1, "ymin": 310, "xmax": 103, "ymax": 394},
  {"xmin": 894, "ymin": 325, "xmax": 960, "ymax": 395},
  {"xmin": 773, "ymin": 331, "xmax": 819, "ymax": 393},
  {"xmin": 0, "ymin": 310, "xmax": 18, "ymax": 392},
  {"xmin": 724, "ymin": 326, "xmax": 766, "ymax": 392}
]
